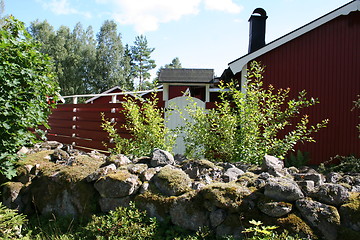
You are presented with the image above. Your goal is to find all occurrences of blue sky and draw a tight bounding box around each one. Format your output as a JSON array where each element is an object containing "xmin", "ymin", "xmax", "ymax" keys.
[{"xmin": 4, "ymin": 0, "xmax": 351, "ymax": 78}]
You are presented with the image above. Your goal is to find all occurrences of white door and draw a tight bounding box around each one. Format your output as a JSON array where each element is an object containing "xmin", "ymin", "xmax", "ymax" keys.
[{"xmin": 165, "ymin": 96, "xmax": 205, "ymax": 155}]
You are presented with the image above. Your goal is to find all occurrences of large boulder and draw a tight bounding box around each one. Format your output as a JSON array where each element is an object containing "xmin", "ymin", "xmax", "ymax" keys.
[
  {"xmin": 222, "ymin": 167, "xmax": 244, "ymax": 182},
  {"xmin": 2, "ymin": 182, "xmax": 25, "ymax": 211},
  {"xmin": 264, "ymin": 177, "xmax": 304, "ymax": 202},
  {"xmin": 261, "ymin": 155, "xmax": 284, "ymax": 176},
  {"xmin": 199, "ymin": 182, "xmax": 253, "ymax": 212},
  {"xmin": 296, "ymin": 198, "xmax": 340, "ymax": 240},
  {"xmin": 311, "ymin": 183, "xmax": 350, "ymax": 206},
  {"xmin": 153, "ymin": 165, "xmax": 192, "ymax": 196},
  {"xmin": 135, "ymin": 191, "xmax": 177, "ymax": 221},
  {"xmin": 339, "ymin": 192, "xmax": 360, "ymax": 232},
  {"xmin": 257, "ymin": 197, "xmax": 292, "ymax": 217},
  {"xmin": 94, "ymin": 170, "xmax": 141, "ymax": 198},
  {"xmin": 150, "ymin": 148, "xmax": 175, "ymax": 167},
  {"xmin": 170, "ymin": 193, "xmax": 210, "ymax": 231}
]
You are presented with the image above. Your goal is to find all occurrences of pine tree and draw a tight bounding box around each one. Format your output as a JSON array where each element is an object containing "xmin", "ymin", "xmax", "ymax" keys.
[
  {"xmin": 131, "ymin": 35, "xmax": 156, "ymax": 90},
  {"xmin": 94, "ymin": 20, "xmax": 126, "ymax": 92}
]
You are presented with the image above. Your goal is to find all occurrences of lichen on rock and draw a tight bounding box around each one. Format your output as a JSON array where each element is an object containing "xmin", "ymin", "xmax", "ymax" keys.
[{"xmin": 153, "ymin": 165, "xmax": 192, "ymax": 196}]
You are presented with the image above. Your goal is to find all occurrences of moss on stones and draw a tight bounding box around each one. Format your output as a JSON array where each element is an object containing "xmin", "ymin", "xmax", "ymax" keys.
[
  {"xmin": 276, "ymin": 213, "xmax": 317, "ymax": 239},
  {"xmin": 153, "ymin": 166, "xmax": 192, "ymax": 196},
  {"xmin": 135, "ymin": 190, "xmax": 177, "ymax": 221},
  {"xmin": 339, "ymin": 192, "xmax": 360, "ymax": 231},
  {"xmin": 199, "ymin": 182, "xmax": 253, "ymax": 212}
]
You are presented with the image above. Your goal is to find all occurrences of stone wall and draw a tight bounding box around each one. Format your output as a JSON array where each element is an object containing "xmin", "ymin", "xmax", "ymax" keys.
[{"xmin": 2, "ymin": 141, "xmax": 360, "ymax": 239}]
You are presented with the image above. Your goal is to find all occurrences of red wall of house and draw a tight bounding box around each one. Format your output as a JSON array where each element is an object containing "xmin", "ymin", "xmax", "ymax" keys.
[{"xmin": 253, "ymin": 11, "xmax": 360, "ymax": 164}]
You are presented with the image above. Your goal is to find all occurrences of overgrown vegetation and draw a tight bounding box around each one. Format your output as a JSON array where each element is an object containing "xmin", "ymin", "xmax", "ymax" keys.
[
  {"xmin": 285, "ymin": 150, "xmax": 310, "ymax": 168},
  {"xmin": 183, "ymin": 61, "xmax": 328, "ymax": 164},
  {"xmin": 0, "ymin": 202, "xmax": 29, "ymax": 239},
  {"xmin": 318, "ymin": 155, "xmax": 360, "ymax": 174},
  {"xmin": 102, "ymin": 94, "xmax": 175, "ymax": 157},
  {"xmin": 355, "ymin": 95, "xmax": 360, "ymax": 137},
  {"xmin": 0, "ymin": 16, "xmax": 59, "ymax": 178},
  {"xmin": 0, "ymin": 202, "xmax": 302, "ymax": 240}
]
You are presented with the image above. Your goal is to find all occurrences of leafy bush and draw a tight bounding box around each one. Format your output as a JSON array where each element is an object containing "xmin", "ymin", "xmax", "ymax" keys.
[
  {"xmin": 242, "ymin": 220, "xmax": 303, "ymax": 240},
  {"xmin": 318, "ymin": 155, "xmax": 360, "ymax": 174},
  {"xmin": 0, "ymin": 202, "xmax": 28, "ymax": 239},
  {"xmin": 183, "ymin": 61, "xmax": 328, "ymax": 164},
  {"xmin": 284, "ymin": 150, "xmax": 310, "ymax": 168},
  {"xmin": 355, "ymin": 95, "xmax": 360, "ymax": 137},
  {"xmin": 83, "ymin": 202, "xmax": 158, "ymax": 240},
  {"xmin": 0, "ymin": 16, "xmax": 59, "ymax": 178},
  {"xmin": 102, "ymin": 94, "xmax": 175, "ymax": 156}
]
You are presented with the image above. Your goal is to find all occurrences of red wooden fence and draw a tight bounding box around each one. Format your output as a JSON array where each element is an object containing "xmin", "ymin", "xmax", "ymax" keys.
[{"xmin": 43, "ymin": 103, "xmax": 130, "ymax": 153}]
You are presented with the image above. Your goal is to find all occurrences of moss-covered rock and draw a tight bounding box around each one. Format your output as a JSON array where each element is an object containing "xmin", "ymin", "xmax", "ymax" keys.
[
  {"xmin": 135, "ymin": 190, "xmax": 177, "ymax": 221},
  {"xmin": 257, "ymin": 196, "xmax": 292, "ymax": 217},
  {"xmin": 276, "ymin": 213, "xmax": 317, "ymax": 239},
  {"xmin": 198, "ymin": 182, "xmax": 254, "ymax": 212},
  {"xmin": 2, "ymin": 182, "xmax": 24, "ymax": 210},
  {"xmin": 296, "ymin": 198, "xmax": 340, "ymax": 240},
  {"xmin": 169, "ymin": 191, "xmax": 210, "ymax": 231},
  {"xmin": 94, "ymin": 170, "xmax": 141, "ymax": 198},
  {"xmin": 24, "ymin": 151, "xmax": 104, "ymax": 217},
  {"xmin": 339, "ymin": 192, "xmax": 360, "ymax": 232},
  {"xmin": 153, "ymin": 165, "xmax": 192, "ymax": 196}
]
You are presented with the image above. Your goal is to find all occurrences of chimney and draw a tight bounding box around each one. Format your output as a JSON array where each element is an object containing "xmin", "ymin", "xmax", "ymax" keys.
[{"xmin": 248, "ymin": 8, "xmax": 267, "ymax": 53}]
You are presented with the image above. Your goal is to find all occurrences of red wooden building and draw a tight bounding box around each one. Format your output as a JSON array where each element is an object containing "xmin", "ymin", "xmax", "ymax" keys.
[{"xmin": 226, "ymin": 1, "xmax": 360, "ymax": 164}]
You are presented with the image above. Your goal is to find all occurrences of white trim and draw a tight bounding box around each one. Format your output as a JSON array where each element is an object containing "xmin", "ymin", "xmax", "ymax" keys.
[
  {"xmin": 229, "ymin": 0, "xmax": 360, "ymax": 74},
  {"xmin": 241, "ymin": 64, "xmax": 248, "ymax": 94},
  {"xmin": 62, "ymin": 89, "xmax": 163, "ymax": 104},
  {"xmin": 205, "ymin": 85, "xmax": 210, "ymax": 102},
  {"xmin": 163, "ymin": 83, "xmax": 169, "ymax": 101},
  {"xmin": 85, "ymin": 86, "xmax": 123, "ymax": 103}
]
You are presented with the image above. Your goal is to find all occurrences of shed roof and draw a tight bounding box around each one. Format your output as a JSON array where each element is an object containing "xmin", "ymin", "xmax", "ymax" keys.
[
  {"xmin": 228, "ymin": 0, "xmax": 360, "ymax": 74},
  {"xmin": 158, "ymin": 68, "xmax": 214, "ymax": 83}
]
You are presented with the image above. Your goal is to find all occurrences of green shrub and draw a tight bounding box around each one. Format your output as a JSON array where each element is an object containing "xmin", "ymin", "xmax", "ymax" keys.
[
  {"xmin": 318, "ymin": 155, "xmax": 360, "ymax": 174},
  {"xmin": 242, "ymin": 220, "xmax": 303, "ymax": 240},
  {"xmin": 284, "ymin": 150, "xmax": 310, "ymax": 168},
  {"xmin": 102, "ymin": 94, "xmax": 175, "ymax": 156},
  {"xmin": 0, "ymin": 16, "xmax": 59, "ymax": 178},
  {"xmin": 83, "ymin": 202, "xmax": 158, "ymax": 240},
  {"xmin": 355, "ymin": 95, "xmax": 360, "ymax": 138},
  {"xmin": 183, "ymin": 61, "xmax": 328, "ymax": 164},
  {"xmin": 0, "ymin": 202, "xmax": 28, "ymax": 239}
]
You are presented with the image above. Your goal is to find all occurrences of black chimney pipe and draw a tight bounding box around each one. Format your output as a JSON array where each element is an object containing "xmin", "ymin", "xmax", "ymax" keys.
[{"xmin": 248, "ymin": 8, "xmax": 267, "ymax": 53}]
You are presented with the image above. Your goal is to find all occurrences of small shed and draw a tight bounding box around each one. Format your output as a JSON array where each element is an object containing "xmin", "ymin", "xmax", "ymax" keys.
[{"xmin": 158, "ymin": 68, "xmax": 217, "ymax": 103}]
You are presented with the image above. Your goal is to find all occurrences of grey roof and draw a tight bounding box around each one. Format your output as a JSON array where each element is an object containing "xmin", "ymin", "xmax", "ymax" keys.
[{"xmin": 158, "ymin": 68, "xmax": 214, "ymax": 83}]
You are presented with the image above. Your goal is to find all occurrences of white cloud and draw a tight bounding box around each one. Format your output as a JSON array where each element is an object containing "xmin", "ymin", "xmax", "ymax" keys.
[
  {"xmin": 111, "ymin": 0, "xmax": 201, "ymax": 33},
  {"xmin": 104, "ymin": 0, "xmax": 243, "ymax": 33},
  {"xmin": 204, "ymin": 0, "xmax": 243, "ymax": 14},
  {"xmin": 38, "ymin": 0, "xmax": 92, "ymax": 18}
]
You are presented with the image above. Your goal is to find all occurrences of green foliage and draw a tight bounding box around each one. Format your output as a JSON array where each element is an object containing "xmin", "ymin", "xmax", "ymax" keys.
[
  {"xmin": 285, "ymin": 150, "xmax": 310, "ymax": 168},
  {"xmin": 0, "ymin": 16, "xmax": 59, "ymax": 178},
  {"xmin": 183, "ymin": 61, "xmax": 328, "ymax": 164},
  {"xmin": 0, "ymin": 202, "xmax": 28, "ymax": 239},
  {"xmin": 355, "ymin": 95, "xmax": 360, "ymax": 138},
  {"xmin": 318, "ymin": 155, "xmax": 360, "ymax": 174},
  {"xmin": 83, "ymin": 202, "xmax": 157, "ymax": 240},
  {"xmin": 102, "ymin": 94, "xmax": 175, "ymax": 156},
  {"xmin": 25, "ymin": 214, "xmax": 80, "ymax": 240},
  {"xmin": 242, "ymin": 220, "xmax": 302, "ymax": 240},
  {"xmin": 131, "ymin": 35, "xmax": 157, "ymax": 90},
  {"xmin": 29, "ymin": 19, "xmax": 134, "ymax": 95}
]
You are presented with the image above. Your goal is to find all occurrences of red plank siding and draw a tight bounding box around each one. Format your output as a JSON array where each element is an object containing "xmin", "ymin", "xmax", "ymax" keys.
[{"xmin": 255, "ymin": 12, "xmax": 360, "ymax": 164}]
